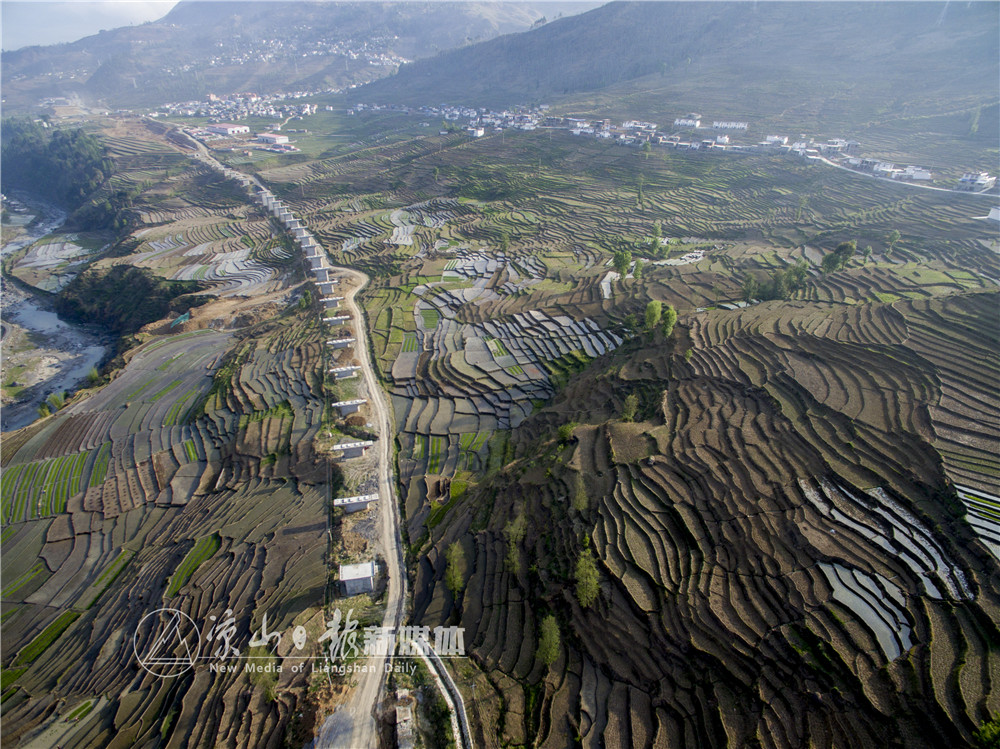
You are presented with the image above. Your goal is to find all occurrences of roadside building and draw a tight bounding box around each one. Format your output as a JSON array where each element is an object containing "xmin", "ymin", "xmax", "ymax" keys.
[
  {"xmin": 340, "ymin": 562, "xmax": 377, "ymax": 596},
  {"xmin": 207, "ymin": 123, "xmax": 250, "ymax": 136},
  {"xmin": 957, "ymin": 172, "xmax": 997, "ymax": 191}
]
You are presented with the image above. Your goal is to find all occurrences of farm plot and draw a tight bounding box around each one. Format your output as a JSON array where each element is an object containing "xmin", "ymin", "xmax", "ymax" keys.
[
  {"xmin": 8, "ymin": 234, "xmax": 109, "ymax": 292},
  {"xmin": 1, "ymin": 297, "xmax": 333, "ymax": 746},
  {"xmin": 955, "ymin": 485, "xmax": 1000, "ymax": 562},
  {"xmin": 125, "ymin": 215, "xmax": 286, "ymax": 296}
]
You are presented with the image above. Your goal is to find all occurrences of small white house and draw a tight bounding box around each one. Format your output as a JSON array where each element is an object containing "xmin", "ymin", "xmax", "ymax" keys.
[
  {"xmin": 897, "ymin": 165, "xmax": 932, "ymax": 181},
  {"xmin": 340, "ymin": 562, "xmax": 376, "ymax": 596}
]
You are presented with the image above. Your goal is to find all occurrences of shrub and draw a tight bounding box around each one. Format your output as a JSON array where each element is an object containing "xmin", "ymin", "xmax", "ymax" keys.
[
  {"xmin": 537, "ymin": 615, "xmax": 560, "ymax": 667},
  {"xmin": 575, "ymin": 549, "xmax": 599, "ymax": 607}
]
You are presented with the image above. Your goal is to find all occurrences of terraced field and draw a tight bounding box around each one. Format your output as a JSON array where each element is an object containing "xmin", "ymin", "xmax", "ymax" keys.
[
  {"xmin": 0, "ymin": 125, "xmax": 344, "ymax": 747},
  {"xmin": 404, "ymin": 288, "xmax": 1000, "ymax": 749},
  {"xmin": 3, "ymin": 109, "xmax": 998, "ymax": 748},
  {"xmin": 246, "ymin": 127, "xmax": 999, "ymax": 747}
]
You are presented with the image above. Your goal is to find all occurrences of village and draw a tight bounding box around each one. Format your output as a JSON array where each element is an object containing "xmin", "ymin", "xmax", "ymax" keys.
[{"xmin": 169, "ymin": 91, "xmax": 996, "ymax": 193}]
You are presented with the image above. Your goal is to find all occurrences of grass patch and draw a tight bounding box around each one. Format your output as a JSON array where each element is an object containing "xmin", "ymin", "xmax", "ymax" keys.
[{"xmin": 419, "ymin": 307, "xmax": 441, "ymax": 329}]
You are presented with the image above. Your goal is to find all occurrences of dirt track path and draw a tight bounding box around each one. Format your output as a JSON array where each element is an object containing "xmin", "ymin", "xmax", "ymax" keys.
[{"xmin": 316, "ymin": 268, "xmax": 407, "ymax": 748}]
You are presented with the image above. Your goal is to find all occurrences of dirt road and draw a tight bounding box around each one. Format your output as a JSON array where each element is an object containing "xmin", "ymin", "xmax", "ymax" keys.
[{"xmin": 316, "ymin": 268, "xmax": 407, "ymax": 748}]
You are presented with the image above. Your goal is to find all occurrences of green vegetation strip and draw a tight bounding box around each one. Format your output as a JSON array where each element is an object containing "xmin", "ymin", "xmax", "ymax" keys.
[
  {"xmin": 238, "ymin": 400, "xmax": 294, "ymax": 429},
  {"xmin": 166, "ymin": 533, "xmax": 221, "ymax": 598},
  {"xmin": 89, "ymin": 443, "xmax": 112, "ymax": 487},
  {"xmin": 14, "ymin": 611, "xmax": 81, "ymax": 666}
]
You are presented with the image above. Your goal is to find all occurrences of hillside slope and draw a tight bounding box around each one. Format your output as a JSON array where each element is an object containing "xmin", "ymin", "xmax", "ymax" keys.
[
  {"xmin": 360, "ymin": 1, "xmax": 997, "ymax": 117},
  {"xmin": 415, "ymin": 290, "xmax": 1000, "ymax": 748},
  {"xmin": 0, "ymin": 1, "xmax": 596, "ymax": 111}
]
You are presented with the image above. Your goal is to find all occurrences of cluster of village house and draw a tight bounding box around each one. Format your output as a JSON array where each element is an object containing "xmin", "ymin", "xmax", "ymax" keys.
[
  {"xmin": 349, "ymin": 104, "xmax": 997, "ymax": 191},
  {"xmin": 149, "ymin": 90, "xmax": 997, "ymax": 191},
  {"xmin": 151, "ymin": 90, "xmax": 324, "ymax": 138}
]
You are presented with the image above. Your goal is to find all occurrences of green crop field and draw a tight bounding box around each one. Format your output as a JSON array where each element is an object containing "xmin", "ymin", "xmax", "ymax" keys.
[{"xmin": 166, "ymin": 533, "xmax": 222, "ymax": 598}]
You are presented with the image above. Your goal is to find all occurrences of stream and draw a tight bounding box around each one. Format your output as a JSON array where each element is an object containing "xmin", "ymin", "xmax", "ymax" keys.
[{"xmin": 1, "ymin": 194, "xmax": 109, "ymax": 432}]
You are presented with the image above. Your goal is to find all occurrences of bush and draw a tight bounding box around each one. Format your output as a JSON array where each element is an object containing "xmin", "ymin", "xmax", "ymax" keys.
[
  {"xmin": 536, "ymin": 615, "xmax": 560, "ymax": 667},
  {"xmin": 557, "ymin": 422, "xmax": 577, "ymax": 445},
  {"xmin": 575, "ymin": 550, "xmax": 599, "ymax": 607},
  {"xmin": 621, "ymin": 393, "xmax": 639, "ymax": 422}
]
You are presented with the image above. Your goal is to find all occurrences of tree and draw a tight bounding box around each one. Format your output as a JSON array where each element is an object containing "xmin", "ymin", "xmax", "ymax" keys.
[
  {"xmin": 821, "ymin": 240, "xmax": 856, "ymax": 273},
  {"xmin": 887, "ymin": 229, "xmax": 900, "ymax": 255},
  {"xmin": 536, "ymin": 615, "xmax": 560, "ymax": 666},
  {"xmin": 622, "ymin": 393, "xmax": 639, "ymax": 422},
  {"xmin": 504, "ymin": 513, "xmax": 527, "ymax": 573},
  {"xmin": 612, "ymin": 249, "xmax": 632, "ymax": 278},
  {"xmin": 741, "ymin": 275, "xmax": 760, "ymax": 302},
  {"xmin": 787, "ymin": 259, "xmax": 809, "ymax": 289},
  {"xmin": 645, "ymin": 299, "xmax": 662, "ymax": 330},
  {"xmin": 642, "ymin": 140, "xmax": 652, "ymax": 160},
  {"xmin": 575, "ymin": 549, "xmax": 599, "ymax": 607},
  {"xmin": 636, "ymin": 173, "xmax": 645, "ymax": 206},
  {"xmin": 445, "ymin": 541, "xmax": 465, "ymax": 595},
  {"xmin": 863, "ymin": 245, "xmax": 873, "ymax": 263},
  {"xmin": 499, "ymin": 232, "xmax": 510, "ymax": 253},
  {"xmin": 650, "ymin": 220, "xmax": 663, "ymax": 253},
  {"xmin": 433, "ymin": 166, "xmax": 440, "ymax": 184},
  {"xmin": 633, "ymin": 258, "xmax": 644, "ymax": 279},
  {"xmin": 662, "ymin": 305, "xmax": 678, "ymax": 337}
]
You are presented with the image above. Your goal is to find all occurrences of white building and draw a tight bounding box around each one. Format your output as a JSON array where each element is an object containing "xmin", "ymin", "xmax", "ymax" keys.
[
  {"xmin": 207, "ymin": 123, "xmax": 250, "ymax": 136},
  {"xmin": 957, "ymin": 172, "xmax": 997, "ymax": 192},
  {"xmin": 340, "ymin": 562, "xmax": 376, "ymax": 596},
  {"xmin": 674, "ymin": 118, "xmax": 701, "ymax": 128},
  {"xmin": 765, "ymin": 135, "xmax": 788, "ymax": 145},
  {"xmin": 988, "ymin": 207, "xmax": 1000, "ymax": 222},
  {"xmin": 897, "ymin": 165, "xmax": 932, "ymax": 181},
  {"xmin": 258, "ymin": 132, "xmax": 289, "ymax": 145},
  {"xmin": 712, "ymin": 121, "xmax": 749, "ymax": 130}
]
